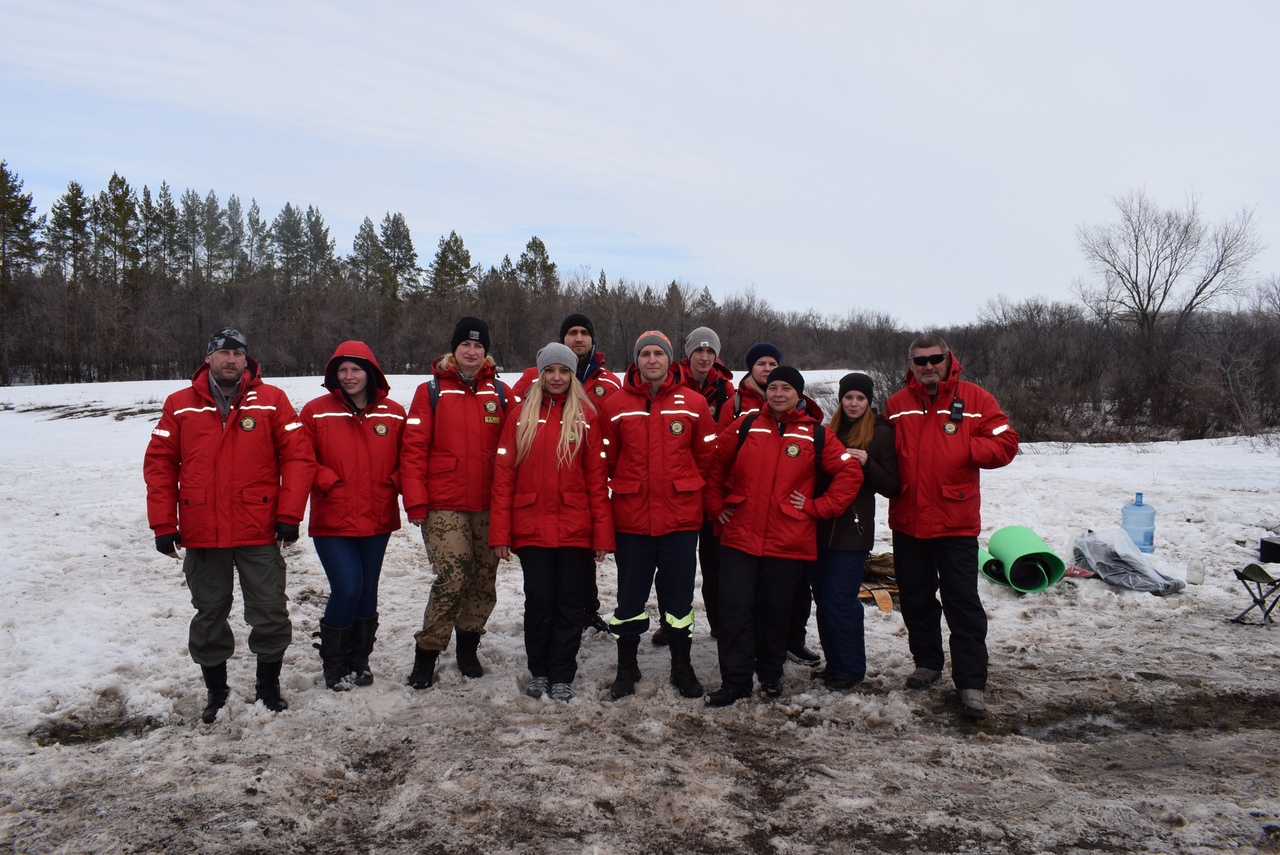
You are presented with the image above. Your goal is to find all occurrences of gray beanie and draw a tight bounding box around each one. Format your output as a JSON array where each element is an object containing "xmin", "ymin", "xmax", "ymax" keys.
[
  {"xmin": 633, "ymin": 330, "xmax": 674, "ymax": 364},
  {"xmin": 536, "ymin": 342, "xmax": 578, "ymax": 374},
  {"xmin": 684, "ymin": 326, "xmax": 721, "ymax": 358}
]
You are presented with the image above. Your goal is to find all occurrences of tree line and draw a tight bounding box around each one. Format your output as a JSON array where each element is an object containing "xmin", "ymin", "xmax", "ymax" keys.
[{"xmin": 1, "ymin": 160, "xmax": 1277, "ymax": 441}]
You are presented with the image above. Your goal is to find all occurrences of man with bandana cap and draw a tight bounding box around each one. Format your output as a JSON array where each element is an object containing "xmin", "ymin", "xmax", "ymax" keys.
[{"xmin": 144, "ymin": 328, "xmax": 316, "ymax": 723}]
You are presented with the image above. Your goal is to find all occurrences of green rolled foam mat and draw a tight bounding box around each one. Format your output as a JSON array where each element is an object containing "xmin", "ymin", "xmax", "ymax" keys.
[{"xmin": 981, "ymin": 526, "xmax": 1066, "ymax": 594}]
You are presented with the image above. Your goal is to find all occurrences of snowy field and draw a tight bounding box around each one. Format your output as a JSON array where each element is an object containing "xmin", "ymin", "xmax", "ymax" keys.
[{"xmin": 1, "ymin": 371, "xmax": 1279, "ymax": 854}]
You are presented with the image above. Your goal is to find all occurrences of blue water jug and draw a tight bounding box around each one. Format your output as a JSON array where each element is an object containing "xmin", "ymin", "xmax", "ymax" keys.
[{"xmin": 1121, "ymin": 492, "xmax": 1156, "ymax": 553}]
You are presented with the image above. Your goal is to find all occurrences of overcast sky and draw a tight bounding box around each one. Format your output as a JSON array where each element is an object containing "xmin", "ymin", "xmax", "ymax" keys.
[{"xmin": 3, "ymin": 1, "xmax": 1277, "ymax": 326}]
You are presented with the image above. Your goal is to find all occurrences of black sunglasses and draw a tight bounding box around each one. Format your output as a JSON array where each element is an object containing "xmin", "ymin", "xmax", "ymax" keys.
[{"xmin": 912, "ymin": 354, "xmax": 946, "ymax": 366}]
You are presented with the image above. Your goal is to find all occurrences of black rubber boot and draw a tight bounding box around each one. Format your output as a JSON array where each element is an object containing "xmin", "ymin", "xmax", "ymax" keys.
[
  {"xmin": 315, "ymin": 622, "xmax": 353, "ymax": 691},
  {"xmin": 651, "ymin": 625, "xmax": 669, "ymax": 646},
  {"xmin": 254, "ymin": 658, "xmax": 288, "ymax": 712},
  {"xmin": 407, "ymin": 645, "xmax": 438, "ymax": 689},
  {"xmin": 610, "ymin": 636, "xmax": 642, "ymax": 700},
  {"xmin": 455, "ymin": 630, "xmax": 484, "ymax": 679},
  {"xmin": 347, "ymin": 614, "xmax": 378, "ymax": 686},
  {"xmin": 667, "ymin": 627, "xmax": 704, "ymax": 699},
  {"xmin": 200, "ymin": 662, "xmax": 230, "ymax": 724}
]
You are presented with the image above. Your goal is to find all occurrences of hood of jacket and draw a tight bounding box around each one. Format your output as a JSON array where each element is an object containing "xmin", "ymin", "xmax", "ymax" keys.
[{"xmin": 323, "ymin": 340, "xmax": 391, "ymax": 395}]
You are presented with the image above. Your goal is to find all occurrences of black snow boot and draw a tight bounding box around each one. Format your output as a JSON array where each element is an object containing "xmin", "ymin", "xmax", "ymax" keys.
[
  {"xmin": 314, "ymin": 622, "xmax": 353, "ymax": 691},
  {"xmin": 666, "ymin": 627, "xmax": 704, "ymax": 699},
  {"xmin": 200, "ymin": 662, "xmax": 230, "ymax": 724},
  {"xmin": 254, "ymin": 658, "xmax": 288, "ymax": 712},
  {"xmin": 455, "ymin": 630, "xmax": 484, "ymax": 679},
  {"xmin": 347, "ymin": 614, "xmax": 378, "ymax": 687},
  {"xmin": 407, "ymin": 645, "xmax": 438, "ymax": 689},
  {"xmin": 610, "ymin": 635, "xmax": 642, "ymax": 700}
]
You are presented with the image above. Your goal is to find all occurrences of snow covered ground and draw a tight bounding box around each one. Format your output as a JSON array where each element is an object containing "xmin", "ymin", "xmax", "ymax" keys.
[{"xmin": 1, "ymin": 371, "xmax": 1279, "ymax": 854}]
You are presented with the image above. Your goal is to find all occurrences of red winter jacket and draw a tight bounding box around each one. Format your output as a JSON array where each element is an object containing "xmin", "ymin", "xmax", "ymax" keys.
[
  {"xmin": 301, "ymin": 342, "xmax": 406, "ymax": 537},
  {"xmin": 488, "ymin": 394, "xmax": 614, "ymax": 552},
  {"xmin": 144, "ymin": 359, "xmax": 315, "ymax": 548},
  {"xmin": 400, "ymin": 355, "xmax": 511, "ymax": 518},
  {"xmin": 599, "ymin": 365, "xmax": 717, "ymax": 536},
  {"xmin": 885, "ymin": 355, "xmax": 1019, "ymax": 538},
  {"xmin": 716, "ymin": 374, "xmax": 826, "ymax": 432},
  {"xmin": 680, "ymin": 358, "xmax": 734, "ymax": 423},
  {"xmin": 511, "ymin": 349, "xmax": 622, "ymax": 405},
  {"xmin": 710, "ymin": 407, "xmax": 862, "ymax": 560}
]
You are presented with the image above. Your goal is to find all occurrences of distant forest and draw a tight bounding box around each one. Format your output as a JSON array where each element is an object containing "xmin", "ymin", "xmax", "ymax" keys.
[{"xmin": 2, "ymin": 161, "xmax": 1278, "ymax": 442}]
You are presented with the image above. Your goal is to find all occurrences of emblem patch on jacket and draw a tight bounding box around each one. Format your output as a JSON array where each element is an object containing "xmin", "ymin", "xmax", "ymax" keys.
[
  {"xmin": 374, "ymin": 423, "xmax": 388, "ymax": 436},
  {"xmin": 484, "ymin": 400, "xmax": 498, "ymax": 414},
  {"xmin": 785, "ymin": 443, "xmax": 800, "ymax": 457},
  {"xmin": 239, "ymin": 416, "xmax": 256, "ymax": 431},
  {"xmin": 594, "ymin": 386, "xmax": 605, "ymax": 397},
  {"xmin": 943, "ymin": 422, "xmax": 958, "ymax": 435},
  {"xmin": 669, "ymin": 420, "xmax": 685, "ymax": 435}
]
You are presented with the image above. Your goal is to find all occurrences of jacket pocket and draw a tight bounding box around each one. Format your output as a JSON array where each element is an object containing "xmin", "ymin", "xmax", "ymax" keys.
[
  {"xmin": 240, "ymin": 482, "xmax": 280, "ymax": 537},
  {"xmin": 672, "ymin": 476, "xmax": 705, "ymax": 493},
  {"xmin": 428, "ymin": 456, "xmax": 458, "ymax": 474},
  {"xmin": 609, "ymin": 479, "xmax": 642, "ymax": 496},
  {"xmin": 178, "ymin": 487, "xmax": 211, "ymax": 542}
]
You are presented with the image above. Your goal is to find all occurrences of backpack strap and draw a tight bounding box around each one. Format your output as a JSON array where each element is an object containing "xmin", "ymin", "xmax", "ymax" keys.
[{"xmin": 428, "ymin": 376, "xmax": 507, "ymax": 412}]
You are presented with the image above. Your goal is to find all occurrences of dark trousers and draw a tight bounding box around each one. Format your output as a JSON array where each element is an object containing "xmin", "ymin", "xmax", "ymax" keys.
[
  {"xmin": 698, "ymin": 519, "xmax": 722, "ymax": 635},
  {"xmin": 892, "ymin": 532, "xmax": 987, "ymax": 690},
  {"xmin": 811, "ymin": 547, "xmax": 868, "ymax": 680},
  {"xmin": 520, "ymin": 546, "xmax": 590, "ymax": 683},
  {"xmin": 787, "ymin": 571, "xmax": 813, "ymax": 650},
  {"xmin": 183, "ymin": 545, "xmax": 291, "ymax": 667},
  {"xmin": 313, "ymin": 533, "xmax": 391, "ymax": 627},
  {"xmin": 611, "ymin": 531, "xmax": 698, "ymax": 636},
  {"xmin": 583, "ymin": 550, "xmax": 601, "ymax": 615},
  {"xmin": 716, "ymin": 546, "xmax": 806, "ymax": 694}
]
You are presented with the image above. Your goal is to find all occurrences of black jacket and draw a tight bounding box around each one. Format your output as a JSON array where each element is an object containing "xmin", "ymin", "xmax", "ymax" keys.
[{"xmin": 818, "ymin": 414, "xmax": 899, "ymax": 553}]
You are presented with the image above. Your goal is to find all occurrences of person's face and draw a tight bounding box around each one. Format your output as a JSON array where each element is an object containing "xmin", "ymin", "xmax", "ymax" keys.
[
  {"xmin": 542, "ymin": 364, "xmax": 572, "ymax": 395},
  {"xmin": 841, "ymin": 389, "xmax": 870, "ymax": 421},
  {"xmin": 563, "ymin": 326, "xmax": 592, "ymax": 358},
  {"xmin": 454, "ymin": 339, "xmax": 486, "ymax": 374},
  {"xmin": 689, "ymin": 346, "xmax": 716, "ymax": 377},
  {"xmin": 766, "ymin": 380, "xmax": 800, "ymax": 414},
  {"xmin": 909, "ymin": 346, "xmax": 948, "ymax": 390},
  {"xmin": 751, "ymin": 356, "xmax": 778, "ymax": 386},
  {"xmin": 637, "ymin": 345, "xmax": 670, "ymax": 384},
  {"xmin": 206, "ymin": 349, "xmax": 247, "ymax": 386},
  {"xmin": 337, "ymin": 360, "xmax": 368, "ymax": 400}
]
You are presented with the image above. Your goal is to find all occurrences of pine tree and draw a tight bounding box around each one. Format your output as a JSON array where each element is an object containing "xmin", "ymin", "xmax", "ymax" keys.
[
  {"xmin": 201, "ymin": 190, "xmax": 228, "ymax": 287},
  {"xmin": 46, "ymin": 181, "xmax": 91, "ymax": 281},
  {"xmin": 178, "ymin": 188, "xmax": 203, "ymax": 289},
  {"xmin": 304, "ymin": 205, "xmax": 335, "ymax": 289},
  {"xmin": 516, "ymin": 235, "xmax": 559, "ymax": 293},
  {"xmin": 155, "ymin": 182, "xmax": 180, "ymax": 280},
  {"xmin": 427, "ymin": 230, "xmax": 475, "ymax": 301},
  {"xmin": 271, "ymin": 202, "xmax": 307, "ymax": 290},
  {"xmin": 245, "ymin": 199, "xmax": 268, "ymax": 275},
  {"xmin": 97, "ymin": 172, "xmax": 140, "ymax": 292},
  {"xmin": 225, "ymin": 195, "xmax": 247, "ymax": 281},
  {"xmin": 350, "ymin": 216, "xmax": 387, "ymax": 291},
  {"xmin": 0, "ymin": 160, "xmax": 43, "ymax": 287},
  {"xmin": 380, "ymin": 212, "xmax": 420, "ymax": 298}
]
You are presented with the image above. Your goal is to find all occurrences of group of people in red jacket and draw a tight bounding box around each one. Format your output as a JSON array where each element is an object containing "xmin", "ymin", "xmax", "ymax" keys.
[{"xmin": 144, "ymin": 315, "xmax": 1017, "ymax": 722}]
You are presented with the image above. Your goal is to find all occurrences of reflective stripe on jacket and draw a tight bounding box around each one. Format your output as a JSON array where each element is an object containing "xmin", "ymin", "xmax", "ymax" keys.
[
  {"xmin": 885, "ymin": 356, "xmax": 1019, "ymax": 538},
  {"xmin": 144, "ymin": 358, "xmax": 315, "ymax": 548},
  {"xmin": 488, "ymin": 395, "xmax": 614, "ymax": 551},
  {"xmin": 599, "ymin": 365, "xmax": 717, "ymax": 536},
  {"xmin": 301, "ymin": 341, "xmax": 406, "ymax": 537},
  {"xmin": 400, "ymin": 356, "xmax": 510, "ymax": 517}
]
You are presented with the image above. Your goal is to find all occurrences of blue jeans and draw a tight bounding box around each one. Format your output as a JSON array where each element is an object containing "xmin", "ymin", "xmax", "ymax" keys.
[
  {"xmin": 313, "ymin": 534, "xmax": 391, "ymax": 627},
  {"xmin": 811, "ymin": 547, "xmax": 868, "ymax": 680}
]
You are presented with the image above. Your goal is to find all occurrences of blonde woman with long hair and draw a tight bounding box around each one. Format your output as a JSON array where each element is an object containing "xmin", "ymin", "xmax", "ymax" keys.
[{"xmin": 490, "ymin": 343, "xmax": 614, "ymax": 702}]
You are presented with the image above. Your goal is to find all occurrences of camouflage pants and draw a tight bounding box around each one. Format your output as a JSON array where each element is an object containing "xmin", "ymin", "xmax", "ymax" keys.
[{"xmin": 414, "ymin": 510, "xmax": 499, "ymax": 652}]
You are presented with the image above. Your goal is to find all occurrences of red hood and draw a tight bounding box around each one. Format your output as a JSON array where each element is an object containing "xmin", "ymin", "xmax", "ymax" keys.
[
  {"xmin": 189, "ymin": 356, "xmax": 262, "ymax": 401},
  {"xmin": 903, "ymin": 353, "xmax": 964, "ymax": 401},
  {"xmin": 432, "ymin": 353, "xmax": 499, "ymax": 386},
  {"xmin": 323, "ymin": 340, "xmax": 391, "ymax": 395}
]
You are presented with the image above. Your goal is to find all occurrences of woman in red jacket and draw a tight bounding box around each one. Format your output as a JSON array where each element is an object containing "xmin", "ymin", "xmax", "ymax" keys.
[
  {"xmin": 301, "ymin": 342, "xmax": 406, "ymax": 690},
  {"xmin": 706, "ymin": 366, "xmax": 862, "ymax": 707},
  {"xmin": 490, "ymin": 343, "xmax": 614, "ymax": 702},
  {"xmin": 401, "ymin": 317, "xmax": 512, "ymax": 689}
]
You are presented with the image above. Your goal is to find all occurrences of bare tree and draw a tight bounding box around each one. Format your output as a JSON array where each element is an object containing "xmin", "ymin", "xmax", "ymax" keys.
[{"xmin": 1075, "ymin": 188, "xmax": 1265, "ymax": 421}]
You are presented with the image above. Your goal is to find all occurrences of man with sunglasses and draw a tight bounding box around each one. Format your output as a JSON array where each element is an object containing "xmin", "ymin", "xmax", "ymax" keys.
[{"xmin": 884, "ymin": 334, "xmax": 1018, "ymax": 720}]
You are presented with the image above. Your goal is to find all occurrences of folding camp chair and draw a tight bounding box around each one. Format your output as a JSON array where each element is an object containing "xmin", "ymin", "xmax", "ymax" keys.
[{"xmin": 1232, "ymin": 563, "xmax": 1280, "ymax": 627}]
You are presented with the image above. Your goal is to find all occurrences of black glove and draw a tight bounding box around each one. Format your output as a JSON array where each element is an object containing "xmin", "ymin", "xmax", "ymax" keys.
[
  {"xmin": 275, "ymin": 522, "xmax": 300, "ymax": 547},
  {"xmin": 155, "ymin": 533, "xmax": 181, "ymax": 556}
]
